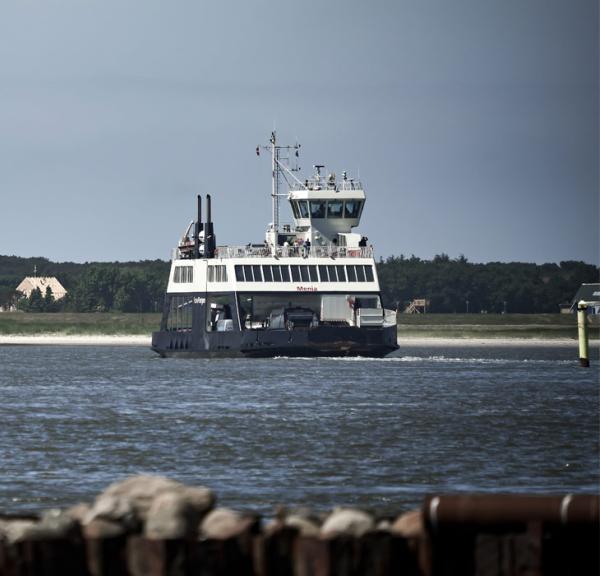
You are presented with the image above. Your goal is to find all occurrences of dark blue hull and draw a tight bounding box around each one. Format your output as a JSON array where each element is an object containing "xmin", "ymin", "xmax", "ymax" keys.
[{"xmin": 151, "ymin": 324, "xmax": 398, "ymax": 358}]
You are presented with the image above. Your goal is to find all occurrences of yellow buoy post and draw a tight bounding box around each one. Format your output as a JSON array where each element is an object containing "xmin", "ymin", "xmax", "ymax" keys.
[{"xmin": 577, "ymin": 301, "xmax": 590, "ymax": 367}]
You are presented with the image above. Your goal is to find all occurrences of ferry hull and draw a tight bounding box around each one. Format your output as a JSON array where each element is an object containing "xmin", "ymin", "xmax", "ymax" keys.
[{"xmin": 151, "ymin": 325, "xmax": 398, "ymax": 359}]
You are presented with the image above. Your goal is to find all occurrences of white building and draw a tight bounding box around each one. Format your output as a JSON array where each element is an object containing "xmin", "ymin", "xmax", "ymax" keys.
[{"xmin": 16, "ymin": 277, "xmax": 68, "ymax": 301}]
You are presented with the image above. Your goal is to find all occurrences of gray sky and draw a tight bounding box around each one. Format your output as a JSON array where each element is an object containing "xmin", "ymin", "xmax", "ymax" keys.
[{"xmin": 0, "ymin": 0, "xmax": 598, "ymax": 264}]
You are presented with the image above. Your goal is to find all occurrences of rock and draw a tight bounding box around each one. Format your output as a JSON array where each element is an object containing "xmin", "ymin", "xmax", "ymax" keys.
[
  {"xmin": 145, "ymin": 492, "xmax": 194, "ymax": 539},
  {"xmin": 200, "ymin": 508, "xmax": 253, "ymax": 539},
  {"xmin": 321, "ymin": 508, "xmax": 375, "ymax": 537},
  {"xmin": 0, "ymin": 510, "xmax": 78, "ymax": 543},
  {"xmin": 285, "ymin": 514, "xmax": 320, "ymax": 537},
  {"xmin": 83, "ymin": 493, "xmax": 138, "ymax": 532},
  {"xmin": 391, "ymin": 509, "xmax": 423, "ymax": 538},
  {"xmin": 0, "ymin": 519, "xmax": 38, "ymax": 544},
  {"xmin": 85, "ymin": 475, "xmax": 214, "ymax": 534},
  {"xmin": 376, "ymin": 519, "xmax": 393, "ymax": 531},
  {"xmin": 82, "ymin": 518, "xmax": 127, "ymax": 539},
  {"xmin": 66, "ymin": 503, "xmax": 91, "ymax": 523}
]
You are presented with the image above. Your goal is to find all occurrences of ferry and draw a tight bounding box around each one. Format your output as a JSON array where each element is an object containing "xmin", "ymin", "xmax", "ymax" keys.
[{"xmin": 151, "ymin": 133, "xmax": 399, "ymax": 358}]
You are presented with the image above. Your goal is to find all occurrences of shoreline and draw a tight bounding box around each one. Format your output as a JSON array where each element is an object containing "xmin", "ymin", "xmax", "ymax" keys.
[{"xmin": 0, "ymin": 334, "xmax": 597, "ymax": 347}]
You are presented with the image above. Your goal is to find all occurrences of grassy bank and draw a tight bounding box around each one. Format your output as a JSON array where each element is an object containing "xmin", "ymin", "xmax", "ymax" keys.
[
  {"xmin": 397, "ymin": 313, "xmax": 599, "ymax": 340},
  {"xmin": 0, "ymin": 312, "xmax": 161, "ymax": 335},
  {"xmin": 1, "ymin": 312, "xmax": 598, "ymax": 340}
]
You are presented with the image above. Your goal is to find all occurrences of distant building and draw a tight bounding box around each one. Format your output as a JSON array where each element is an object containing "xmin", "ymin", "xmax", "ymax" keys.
[
  {"xmin": 15, "ymin": 277, "xmax": 68, "ymax": 301},
  {"xmin": 570, "ymin": 283, "xmax": 600, "ymax": 314}
]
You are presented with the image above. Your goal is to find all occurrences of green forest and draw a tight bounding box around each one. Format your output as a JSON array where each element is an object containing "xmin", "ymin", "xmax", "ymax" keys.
[{"xmin": 0, "ymin": 254, "xmax": 597, "ymax": 314}]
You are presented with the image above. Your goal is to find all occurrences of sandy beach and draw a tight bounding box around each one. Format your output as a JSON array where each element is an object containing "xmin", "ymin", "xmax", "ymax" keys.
[
  {"xmin": 0, "ymin": 334, "xmax": 596, "ymax": 348},
  {"xmin": 0, "ymin": 334, "xmax": 151, "ymax": 346}
]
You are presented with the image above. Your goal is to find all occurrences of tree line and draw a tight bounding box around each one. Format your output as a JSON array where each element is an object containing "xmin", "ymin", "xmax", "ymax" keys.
[
  {"xmin": 0, "ymin": 256, "xmax": 169, "ymax": 313},
  {"xmin": 377, "ymin": 254, "xmax": 598, "ymax": 314},
  {"xmin": 0, "ymin": 254, "xmax": 597, "ymax": 314}
]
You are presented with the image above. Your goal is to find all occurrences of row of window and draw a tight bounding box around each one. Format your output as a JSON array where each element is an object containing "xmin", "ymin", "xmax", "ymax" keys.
[
  {"xmin": 207, "ymin": 265, "xmax": 228, "ymax": 283},
  {"xmin": 173, "ymin": 266, "xmax": 193, "ymax": 283},
  {"xmin": 290, "ymin": 199, "xmax": 363, "ymax": 220},
  {"xmin": 234, "ymin": 264, "xmax": 375, "ymax": 283},
  {"xmin": 174, "ymin": 263, "xmax": 375, "ymax": 284}
]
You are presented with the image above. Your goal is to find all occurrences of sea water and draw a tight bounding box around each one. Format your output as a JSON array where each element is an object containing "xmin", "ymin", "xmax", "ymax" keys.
[{"xmin": 0, "ymin": 343, "xmax": 598, "ymax": 515}]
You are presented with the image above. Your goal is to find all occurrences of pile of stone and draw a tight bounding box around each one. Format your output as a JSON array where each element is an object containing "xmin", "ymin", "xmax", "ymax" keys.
[
  {"xmin": 0, "ymin": 474, "xmax": 423, "ymax": 575},
  {"xmin": 1, "ymin": 476, "xmax": 597, "ymax": 575}
]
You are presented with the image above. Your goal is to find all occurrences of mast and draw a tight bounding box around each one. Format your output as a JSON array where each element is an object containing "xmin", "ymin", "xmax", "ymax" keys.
[
  {"xmin": 259, "ymin": 131, "xmax": 303, "ymax": 248},
  {"xmin": 271, "ymin": 131, "xmax": 278, "ymax": 237}
]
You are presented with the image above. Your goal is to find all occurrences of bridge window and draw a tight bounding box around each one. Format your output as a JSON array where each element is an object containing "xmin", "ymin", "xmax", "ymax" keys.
[
  {"xmin": 309, "ymin": 200, "xmax": 326, "ymax": 218},
  {"xmin": 308, "ymin": 265, "xmax": 318, "ymax": 282},
  {"xmin": 327, "ymin": 200, "xmax": 344, "ymax": 218},
  {"xmin": 298, "ymin": 200, "xmax": 310, "ymax": 218},
  {"xmin": 318, "ymin": 265, "xmax": 329, "ymax": 282},
  {"xmin": 235, "ymin": 265, "xmax": 244, "ymax": 281},
  {"xmin": 281, "ymin": 265, "xmax": 291, "ymax": 282},
  {"xmin": 327, "ymin": 265, "xmax": 338, "ymax": 282},
  {"xmin": 364, "ymin": 265, "xmax": 374, "ymax": 282},
  {"xmin": 336, "ymin": 265, "xmax": 346, "ymax": 282},
  {"xmin": 272, "ymin": 265, "xmax": 282, "ymax": 282},
  {"xmin": 344, "ymin": 200, "xmax": 362, "ymax": 219},
  {"xmin": 346, "ymin": 265, "xmax": 357, "ymax": 282}
]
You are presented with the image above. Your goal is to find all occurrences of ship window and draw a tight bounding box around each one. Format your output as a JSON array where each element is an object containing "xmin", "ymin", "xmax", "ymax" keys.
[
  {"xmin": 318, "ymin": 265, "xmax": 329, "ymax": 282},
  {"xmin": 298, "ymin": 200, "xmax": 310, "ymax": 218},
  {"xmin": 235, "ymin": 265, "xmax": 244, "ymax": 282},
  {"xmin": 173, "ymin": 265, "xmax": 193, "ymax": 283},
  {"xmin": 272, "ymin": 265, "xmax": 282, "ymax": 282},
  {"xmin": 309, "ymin": 200, "xmax": 326, "ymax": 219},
  {"xmin": 336, "ymin": 265, "xmax": 346, "ymax": 282},
  {"xmin": 167, "ymin": 295, "xmax": 193, "ymax": 331},
  {"xmin": 207, "ymin": 265, "xmax": 227, "ymax": 283},
  {"xmin": 291, "ymin": 201, "xmax": 300, "ymax": 219},
  {"xmin": 290, "ymin": 265, "xmax": 301, "ymax": 282},
  {"xmin": 327, "ymin": 265, "xmax": 338, "ymax": 282},
  {"xmin": 364, "ymin": 265, "xmax": 374, "ymax": 282},
  {"xmin": 281, "ymin": 265, "xmax": 291, "ymax": 282},
  {"xmin": 243, "ymin": 265, "xmax": 254, "ymax": 282},
  {"xmin": 300, "ymin": 265, "xmax": 310, "ymax": 282},
  {"xmin": 206, "ymin": 294, "xmax": 235, "ymax": 332},
  {"xmin": 252, "ymin": 265, "xmax": 262, "ymax": 282},
  {"xmin": 356, "ymin": 265, "xmax": 366, "ymax": 282},
  {"xmin": 308, "ymin": 265, "xmax": 318, "ymax": 282},
  {"xmin": 344, "ymin": 200, "xmax": 362, "ymax": 219},
  {"xmin": 327, "ymin": 200, "xmax": 343, "ymax": 218},
  {"xmin": 346, "ymin": 265, "xmax": 357, "ymax": 282},
  {"xmin": 262, "ymin": 265, "xmax": 273, "ymax": 282}
]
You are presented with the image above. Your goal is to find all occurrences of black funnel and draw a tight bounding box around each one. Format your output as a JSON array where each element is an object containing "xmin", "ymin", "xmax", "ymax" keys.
[
  {"xmin": 205, "ymin": 194, "xmax": 216, "ymax": 258},
  {"xmin": 194, "ymin": 194, "xmax": 203, "ymax": 259}
]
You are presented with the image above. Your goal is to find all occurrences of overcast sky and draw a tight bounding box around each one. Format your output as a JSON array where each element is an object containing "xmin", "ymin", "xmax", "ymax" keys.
[{"xmin": 0, "ymin": 0, "xmax": 597, "ymax": 265}]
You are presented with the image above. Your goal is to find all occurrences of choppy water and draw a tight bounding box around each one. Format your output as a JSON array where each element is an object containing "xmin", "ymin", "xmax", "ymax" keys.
[{"xmin": 1, "ymin": 343, "xmax": 598, "ymax": 516}]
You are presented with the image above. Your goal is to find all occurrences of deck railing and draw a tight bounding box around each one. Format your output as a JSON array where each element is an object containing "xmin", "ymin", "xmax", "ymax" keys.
[{"xmin": 173, "ymin": 245, "xmax": 373, "ymax": 260}]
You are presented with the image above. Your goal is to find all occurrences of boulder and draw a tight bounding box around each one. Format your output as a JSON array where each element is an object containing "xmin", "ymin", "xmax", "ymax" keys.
[
  {"xmin": 285, "ymin": 514, "xmax": 320, "ymax": 537},
  {"xmin": 200, "ymin": 508, "xmax": 253, "ymax": 539},
  {"xmin": 145, "ymin": 491, "xmax": 198, "ymax": 539},
  {"xmin": 391, "ymin": 509, "xmax": 423, "ymax": 539},
  {"xmin": 321, "ymin": 508, "xmax": 375, "ymax": 537},
  {"xmin": 84, "ymin": 475, "xmax": 214, "ymax": 534}
]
